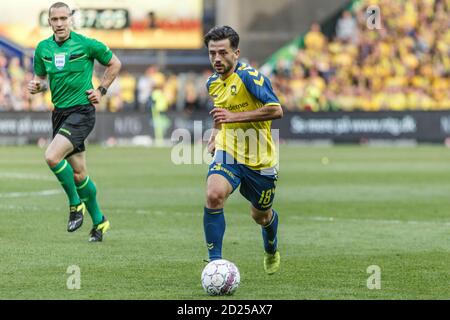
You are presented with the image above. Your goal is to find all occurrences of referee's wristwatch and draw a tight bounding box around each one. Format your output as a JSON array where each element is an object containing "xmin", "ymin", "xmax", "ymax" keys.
[{"xmin": 97, "ymin": 86, "xmax": 107, "ymax": 96}]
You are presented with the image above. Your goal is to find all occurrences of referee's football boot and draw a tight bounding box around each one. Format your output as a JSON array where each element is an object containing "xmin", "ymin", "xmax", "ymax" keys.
[
  {"xmin": 67, "ymin": 202, "xmax": 86, "ymax": 232},
  {"xmin": 88, "ymin": 216, "xmax": 110, "ymax": 242}
]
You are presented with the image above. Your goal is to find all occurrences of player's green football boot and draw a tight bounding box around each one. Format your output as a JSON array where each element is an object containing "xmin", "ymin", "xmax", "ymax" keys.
[
  {"xmin": 67, "ymin": 203, "xmax": 86, "ymax": 232},
  {"xmin": 88, "ymin": 216, "xmax": 110, "ymax": 242},
  {"xmin": 264, "ymin": 250, "xmax": 280, "ymax": 275}
]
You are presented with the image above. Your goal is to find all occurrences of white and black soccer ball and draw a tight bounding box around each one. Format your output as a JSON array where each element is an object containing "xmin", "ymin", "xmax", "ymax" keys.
[{"xmin": 201, "ymin": 259, "xmax": 240, "ymax": 296}]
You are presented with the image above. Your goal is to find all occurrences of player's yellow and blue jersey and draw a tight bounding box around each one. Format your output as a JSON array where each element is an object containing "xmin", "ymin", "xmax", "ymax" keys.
[{"xmin": 206, "ymin": 61, "xmax": 281, "ymax": 171}]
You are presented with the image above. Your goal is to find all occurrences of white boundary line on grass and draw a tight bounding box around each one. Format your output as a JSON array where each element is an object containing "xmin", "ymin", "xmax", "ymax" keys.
[
  {"xmin": 114, "ymin": 209, "xmax": 450, "ymax": 227},
  {"xmin": 291, "ymin": 215, "xmax": 450, "ymax": 226},
  {"xmin": 0, "ymin": 172, "xmax": 54, "ymax": 181},
  {"xmin": 0, "ymin": 189, "xmax": 61, "ymax": 198}
]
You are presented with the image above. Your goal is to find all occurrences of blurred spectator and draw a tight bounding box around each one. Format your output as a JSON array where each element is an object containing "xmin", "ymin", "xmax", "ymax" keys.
[
  {"xmin": 184, "ymin": 73, "xmax": 201, "ymax": 114},
  {"xmin": 105, "ymin": 75, "xmax": 123, "ymax": 112},
  {"xmin": 137, "ymin": 66, "xmax": 157, "ymax": 111},
  {"xmin": 304, "ymin": 23, "xmax": 327, "ymax": 53},
  {"xmin": 336, "ymin": 11, "xmax": 358, "ymax": 43},
  {"xmin": 148, "ymin": 11, "xmax": 157, "ymax": 29},
  {"xmin": 149, "ymin": 79, "xmax": 171, "ymax": 146},
  {"xmin": 118, "ymin": 70, "xmax": 137, "ymax": 110}
]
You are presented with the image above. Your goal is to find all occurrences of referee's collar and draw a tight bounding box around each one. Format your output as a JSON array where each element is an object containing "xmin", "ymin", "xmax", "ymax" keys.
[{"xmin": 53, "ymin": 31, "xmax": 72, "ymax": 46}]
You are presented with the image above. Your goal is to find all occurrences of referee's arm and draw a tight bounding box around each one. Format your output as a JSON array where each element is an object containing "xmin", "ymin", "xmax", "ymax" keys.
[
  {"xmin": 98, "ymin": 54, "xmax": 122, "ymax": 91},
  {"xmin": 86, "ymin": 54, "xmax": 122, "ymax": 104}
]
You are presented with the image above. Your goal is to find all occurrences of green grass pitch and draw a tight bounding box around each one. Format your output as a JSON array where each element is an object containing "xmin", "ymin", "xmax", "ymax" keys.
[{"xmin": 0, "ymin": 145, "xmax": 449, "ymax": 299}]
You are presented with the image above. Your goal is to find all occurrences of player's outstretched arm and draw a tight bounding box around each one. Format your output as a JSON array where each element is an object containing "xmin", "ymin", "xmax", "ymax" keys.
[
  {"xmin": 27, "ymin": 75, "xmax": 48, "ymax": 94},
  {"xmin": 210, "ymin": 105, "xmax": 283, "ymax": 124}
]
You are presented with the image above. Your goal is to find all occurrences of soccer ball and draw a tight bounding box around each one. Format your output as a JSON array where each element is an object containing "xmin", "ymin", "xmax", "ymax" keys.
[{"xmin": 201, "ymin": 259, "xmax": 240, "ymax": 296}]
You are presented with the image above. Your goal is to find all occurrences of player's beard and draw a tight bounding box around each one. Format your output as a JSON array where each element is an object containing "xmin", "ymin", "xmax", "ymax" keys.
[{"xmin": 214, "ymin": 60, "xmax": 233, "ymax": 75}]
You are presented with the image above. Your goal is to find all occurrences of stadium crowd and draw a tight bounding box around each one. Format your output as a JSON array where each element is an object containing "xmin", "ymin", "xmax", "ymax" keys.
[
  {"xmin": 0, "ymin": 0, "xmax": 448, "ymax": 113},
  {"xmin": 271, "ymin": 0, "xmax": 450, "ymax": 111},
  {"xmin": 0, "ymin": 51, "xmax": 213, "ymax": 113}
]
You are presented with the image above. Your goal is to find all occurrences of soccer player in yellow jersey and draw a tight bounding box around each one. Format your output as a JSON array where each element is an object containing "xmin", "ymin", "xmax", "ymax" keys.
[{"xmin": 203, "ymin": 26, "xmax": 283, "ymax": 274}]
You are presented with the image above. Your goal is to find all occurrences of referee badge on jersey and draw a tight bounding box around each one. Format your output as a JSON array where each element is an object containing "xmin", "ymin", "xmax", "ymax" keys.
[
  {"xmin": 54, "ymin": 53, "xmax": 66, "ymax": 70},
  {"xmin": 230, "ymin": 85, "xmax": 237, "ymax": 95}
]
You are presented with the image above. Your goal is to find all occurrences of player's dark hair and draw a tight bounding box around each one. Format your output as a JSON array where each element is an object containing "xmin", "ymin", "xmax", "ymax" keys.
[
  {"xmin": 204, "ymin": 26, "xmax": 240, "ymax": 50},
  {"xmin": 49, "ymin": 2, "xmax": 71, "ymax": 16}
]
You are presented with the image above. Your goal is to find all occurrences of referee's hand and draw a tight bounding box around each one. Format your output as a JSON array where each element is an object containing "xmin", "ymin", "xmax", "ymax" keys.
[
  {"xmin": 28, "ymin": 80, "xmax": 42, "ymax": 94},
  {"xmin": 86, "ymin": 89, "xmax": 101, "ymax": 105}
]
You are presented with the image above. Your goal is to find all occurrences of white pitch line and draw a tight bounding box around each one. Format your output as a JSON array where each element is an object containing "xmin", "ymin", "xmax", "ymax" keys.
[
  {"xmin": 290, "ymin": 215, "xmax": 450, "ymax": 226},
  {"xmin": 0, "ymin": 172, "xmax": 54, "ymax": 181},
  {"xmin": 0, "ymin": 189, "xmax": 62, "ymax": 198},
  {"xmin": 0, "ymin": 204, "xmax": 40, "ymax": 211}
]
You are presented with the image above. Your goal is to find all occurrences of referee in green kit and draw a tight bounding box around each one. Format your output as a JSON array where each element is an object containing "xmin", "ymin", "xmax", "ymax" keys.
[{"xmin": 28, "ymin": 2, "xmax": 122, "ymax": 242}]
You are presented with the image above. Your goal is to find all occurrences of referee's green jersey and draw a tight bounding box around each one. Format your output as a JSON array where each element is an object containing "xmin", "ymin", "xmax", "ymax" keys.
[{"xmin": 33, "ymin": 31, "xmax": 113, "ymax": 109}]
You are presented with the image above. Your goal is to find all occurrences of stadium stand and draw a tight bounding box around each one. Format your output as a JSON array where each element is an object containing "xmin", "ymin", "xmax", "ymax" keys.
[
  {"xmin": 269, "ymin": 0, "xmax": 450, "ymax": 111},
  {"xmin": 0, "ymin": 0, "xmax": 448, "ymax": 113}
]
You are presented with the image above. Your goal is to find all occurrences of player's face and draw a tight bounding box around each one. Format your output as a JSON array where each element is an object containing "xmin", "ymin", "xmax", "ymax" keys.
[
  {"xmin": 48, "ymin": 7, "xmax": 72, "ymax": 42},
  {"xmin": 208, "ymin": 39, "xmax": 240, "ymax": 78}
]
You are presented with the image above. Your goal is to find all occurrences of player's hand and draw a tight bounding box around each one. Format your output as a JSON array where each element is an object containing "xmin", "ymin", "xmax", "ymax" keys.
[
  {"xmin": 28, "ymin": 80, "xmax": 42, "ymax": 94},
  {"xmin": 86, "ymin": 89, "xmax": 101, "ymax": 105},
  {"xmin": 210, "ymin": 108, "xmax": 236, "ymax": 124},
  {"xmin": 207, "ymin": 138, "xmax": 216, "ymax": 156}
]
